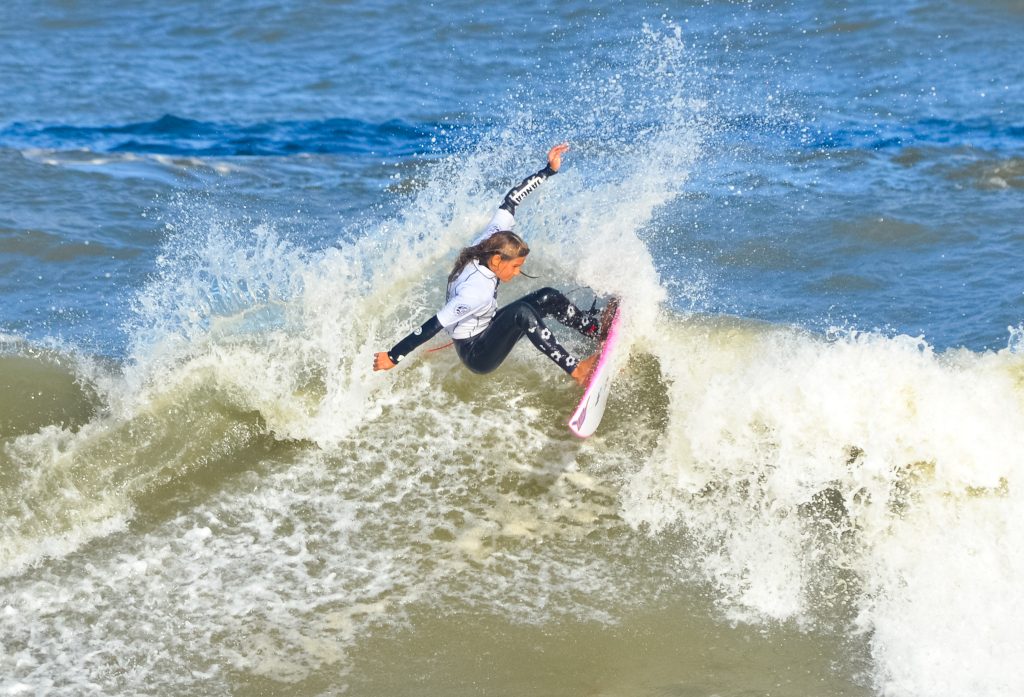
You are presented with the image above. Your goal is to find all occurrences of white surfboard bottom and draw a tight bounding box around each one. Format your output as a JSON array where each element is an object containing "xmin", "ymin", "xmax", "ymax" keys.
[{"xmin": 568, "ymin": 308, "xmax": 622, "ymax": 438}]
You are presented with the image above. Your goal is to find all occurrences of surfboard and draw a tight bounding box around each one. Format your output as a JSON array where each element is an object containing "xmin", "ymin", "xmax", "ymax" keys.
[{"xmin": 568, "ymin": 304, "xmax": 623, "ymax": 438}]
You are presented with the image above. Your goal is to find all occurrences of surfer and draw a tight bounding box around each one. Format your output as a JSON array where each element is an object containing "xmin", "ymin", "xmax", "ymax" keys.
[{"xmin": 372, "ymin": 143, "xmax": 611, "ymax": 386}]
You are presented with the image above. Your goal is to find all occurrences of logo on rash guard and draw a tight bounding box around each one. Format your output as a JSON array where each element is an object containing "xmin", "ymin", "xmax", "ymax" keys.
[
  {"xmin": 455, "ymin": 305, "xmax": 471, "ymax": 316},
  {"xmin": 509, "ymin": 175, "xmax": 544, "ymax": 205}
]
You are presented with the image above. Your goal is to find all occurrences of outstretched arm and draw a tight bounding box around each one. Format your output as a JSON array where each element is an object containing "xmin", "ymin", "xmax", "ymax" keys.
[
  {"xmin": 373, "ymin": 315, "xmax": 444, "ymax": 371},
  {"xmin": 498, "ymin": 143, "xmax": 569, "ymax": 216},
  {"xmin": 372, "ymin": 282, "xmax": 494, "ymax": 372},
  {"xmin": 475, "ymin": 143, "xmax": 569, "ymax": 243}
]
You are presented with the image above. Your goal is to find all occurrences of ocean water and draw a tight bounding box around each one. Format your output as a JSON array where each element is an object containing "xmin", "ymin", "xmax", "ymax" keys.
[{"xmin": 1, "ymin": 1, "xmax": 1022, "ymax": 696}]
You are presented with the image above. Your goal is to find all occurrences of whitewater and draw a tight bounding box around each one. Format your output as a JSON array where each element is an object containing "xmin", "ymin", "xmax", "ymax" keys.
[{"xmin": 3, "ymin": 3, "xmax": 1023, "ymax": 696}]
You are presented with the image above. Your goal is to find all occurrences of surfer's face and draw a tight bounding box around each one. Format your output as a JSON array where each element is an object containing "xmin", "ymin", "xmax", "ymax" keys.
[{"xmin": 489, "ymin": 254, "xmax": 526, "ymax": 282}]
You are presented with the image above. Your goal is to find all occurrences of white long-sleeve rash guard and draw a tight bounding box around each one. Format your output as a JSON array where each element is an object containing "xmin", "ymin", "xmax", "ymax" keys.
[{"xmin": 386, "ymin": 164, "xmax": 556, "ymax": 365}]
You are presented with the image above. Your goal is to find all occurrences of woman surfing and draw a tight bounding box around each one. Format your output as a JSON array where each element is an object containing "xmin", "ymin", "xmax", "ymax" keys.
[{"xmin": 372, "ymin": 143, "xmax": 613, "ymax": 386}]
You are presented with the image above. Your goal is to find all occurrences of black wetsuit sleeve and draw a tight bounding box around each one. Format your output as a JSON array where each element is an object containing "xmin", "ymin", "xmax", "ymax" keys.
[
  {"xmin": 387, "ymin": 315, "xmax": 444, "ymax": 365},
  {"xmin": 498, "ymin": 164, "xmax": 557, "ymax": 216}
]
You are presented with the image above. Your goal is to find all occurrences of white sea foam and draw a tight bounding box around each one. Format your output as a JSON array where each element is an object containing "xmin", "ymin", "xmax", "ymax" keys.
[
  {"xmin": 1, "ymin": 391, "xmax": 649, "ymax": 692},
  {"xmin": 19, "ymin": 148, "xmax": 239, "ymax": 179},
  {"xmin": 6, "ymin": 19, "xmax": 1018, "ymax": 696},
  {"xmin": 623, "ymin": 321, "xmax": 1024, "ymax": 697},
  {"xmin": 0, "ymin": 26, "xmax": 705, "ymax": 691}
]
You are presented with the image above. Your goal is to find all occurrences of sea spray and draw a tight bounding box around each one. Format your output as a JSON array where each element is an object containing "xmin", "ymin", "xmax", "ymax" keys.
[
  {"xmin": 11, "ymin": 14, "xmax": 1010, "ymax": 695},
  {"xmin": 624, "ymin": 320, "xmax": 1024, "ymax": 696}
]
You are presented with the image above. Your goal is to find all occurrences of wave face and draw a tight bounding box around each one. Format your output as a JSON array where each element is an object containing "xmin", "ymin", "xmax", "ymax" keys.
[{"xmin": 2, "ymin": 3, "xmax": 1023, "ymax": 696}]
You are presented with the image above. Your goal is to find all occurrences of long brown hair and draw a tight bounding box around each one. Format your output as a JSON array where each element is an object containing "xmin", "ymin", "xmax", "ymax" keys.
[{"xmin": 448, "ymin": 230, "xmax": 530, "ymax": 283}]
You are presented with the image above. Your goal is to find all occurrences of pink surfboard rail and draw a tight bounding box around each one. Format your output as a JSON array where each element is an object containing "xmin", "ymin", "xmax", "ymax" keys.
[{"xmin": 568, "ymin": 306, "xmax": 623, "ymax": 438}]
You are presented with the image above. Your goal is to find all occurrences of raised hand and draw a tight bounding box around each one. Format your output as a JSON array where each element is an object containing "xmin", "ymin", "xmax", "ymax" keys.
[{"xmin": 547, "ymin": 142, "xmax": 570, "ymax": 172}]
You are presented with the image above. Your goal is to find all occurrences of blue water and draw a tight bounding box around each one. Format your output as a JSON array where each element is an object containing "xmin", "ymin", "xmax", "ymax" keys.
[
  {"xmin": 2, "ymin": 1, "xmax": 1021, "ymax": 356},
  {"xmin": 0, "ymin": 116, "xmax": 438, "ymax": 157},
  {"xmin": 2, "ymin": 2, "xmax": 1023, "ymax": 696}
]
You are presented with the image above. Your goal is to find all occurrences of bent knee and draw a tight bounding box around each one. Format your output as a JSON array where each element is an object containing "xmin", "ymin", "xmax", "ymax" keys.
[
  {"xmin": 509, "ymin": 302, "xmax": 542, "ymax": 330},
  {"xmin": 533, "ymin": 287, "xmax": 560, "ymax": 303}
]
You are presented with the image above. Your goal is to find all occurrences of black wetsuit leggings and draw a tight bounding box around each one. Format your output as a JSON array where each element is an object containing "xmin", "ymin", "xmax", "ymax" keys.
[{"xmin": 454, "ymin": 287, "xmax": 597, "ymax": 375}]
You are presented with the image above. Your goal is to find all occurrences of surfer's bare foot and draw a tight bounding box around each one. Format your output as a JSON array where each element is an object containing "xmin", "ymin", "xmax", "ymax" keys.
[{"xmin": 571, "ymin": 353, "xmax": 599, "ymax": 386}]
